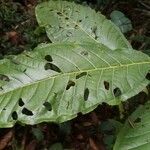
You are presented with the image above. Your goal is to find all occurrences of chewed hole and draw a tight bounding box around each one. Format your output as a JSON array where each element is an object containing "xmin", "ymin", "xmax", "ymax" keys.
[
  {"xmin": 12, "ymin": 111, "xmax": 18, "ymax": 120},
  {"xmin": 66, "ymin": 80, "xmax": 75, "ymax": 90},
  {"xmin": 18, "ymin": 98, "xmax": 24, "ymax": 107},
  {"xmin": 59, "ymin": 26, "xmax": 63, "ymax": 29},
  {"xmin": 76, "ymin": 72, "xmax": 87, "ymax": 79},
  {"xmin": 48, "ymin": 25, "xmax": 52, "ymax": 28},
  {"xmin": 45, "ymin": 55, "xmax": 53, "ymax": 62},
  {"xmin": 146, "ymin": 73, "xmax": 150, "ymax": 80},
  {"xmin": 57, "ymin": 12, "xmax": 62, "ymax": 16},
  {"xmin": 0, "ymin": 87, "xmax": 3, "ymax": 90},
  {"xmin": 113, "ymin": 87, "xmax": 122, "ymax": 97},
  {"xmin": 43, "ymin": 102, "xmax": 52, "ymax": 111},
  {"xmin": 77, "ymin": 112, "xmax": 83, "ymax": 116},
  {"xmin": 91, "ymin": 26, "xmax": 97, "ymax": 33},
  {"xmin": 95, "ymin": 36, "xmax": 98, "ymax": 40},
  {"xmin": 44, "ymin": 63, "xmax": 62, "ymax": 73},
  {"xmin": 75, "ymin": 25, "xmax": 79, "ymax": 29},
  {"xmin": 80, "ymin": 51, "xmax": 88, "ymax": 56},
  {"xmin": 104, "ymin": 81, "xmax": 109, "ymax": 90},
  {"xmin": 134, "ymin": 117, "xmax": 141, "ymax": 123},
  {"xmin": 78, "ymin": 19, "xmax": 82, "ymax": 22},
  {"xmin": 84, "ymin": 88, "xmax": 89, "ymax": 101},
  {"xmin": 0, "ymin": 74, "xmax": 10, "ymax": 82},
  {"xmin": 22, "ymin": 108, "xmax": 33, "ymax": 116},
  {"xmin": 65, "ymin": 17, "xmax": 69, "ymax": 20},
  {"xmin": 23, "ymin": 69, "xmax": 27, "ymax": 73}
]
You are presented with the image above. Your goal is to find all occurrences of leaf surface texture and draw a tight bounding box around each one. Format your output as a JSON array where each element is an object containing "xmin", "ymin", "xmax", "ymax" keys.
[
  {"xmin": 0, "ymin": 42, "xmax": 149, "ymax": 127},
  {"xmin": 114, "ymin": 101, "xmax": 150, "ymax": 150},
  {"xmin": 35, "ymin": 1, "xmax": 132, "ymax": 50}
]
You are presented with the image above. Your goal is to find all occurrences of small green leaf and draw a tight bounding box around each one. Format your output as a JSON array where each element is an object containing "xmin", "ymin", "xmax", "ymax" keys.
[
  {"xmin": 114, "ymin": 101, "xmax": 150, "ymax": 150},
  {"xmin": 32, "ymin": 128, "xmax": 44, "ymax": 141},
  {"xmin": 104, "ymin": 135, "xmax": 115, "ymax": 150},
  {"xmin": 110, "ymin": 10, "xmax": 132, "ymax": 33},
  {"xmin": 100, "ymin": 119, "xmax": 122, "ymax": 133},
  {"xmin": 49, "ymin": 143, "xmax": 63, "ymax": 150}
]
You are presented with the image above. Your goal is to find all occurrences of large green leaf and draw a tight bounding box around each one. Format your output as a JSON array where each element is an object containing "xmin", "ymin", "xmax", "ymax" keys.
[
  {"xmin": 0, "ymin": 42, "xmax": 149, "ymax": 127},
  {"xmin": 35, "ymin": 1, "xmax": 132, "ymax": 50},
  {"xmin": 114, "ymin": 101, "xmax": 150, "ymax": 150}
]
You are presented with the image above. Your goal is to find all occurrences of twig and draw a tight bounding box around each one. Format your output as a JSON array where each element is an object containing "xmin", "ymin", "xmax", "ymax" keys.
[
  {"xmin": 134, "ymin": 8, "xmax": 150, "ymax": 17},
  {"xmin": 138, "ymin": 0, "xmax": 150, "ymax": 10}
]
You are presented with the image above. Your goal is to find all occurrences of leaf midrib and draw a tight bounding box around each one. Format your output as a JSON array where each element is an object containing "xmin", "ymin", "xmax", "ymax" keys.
[{"xmin": 0, "ymin": 61, "xmax": 149, "ymax": 96}]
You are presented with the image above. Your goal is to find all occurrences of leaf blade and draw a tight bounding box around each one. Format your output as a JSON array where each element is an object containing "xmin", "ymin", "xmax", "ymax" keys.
[
  {"xmin": 114, "ymin": 101, "xmax": 150, "ymax": 150},
  {"xmin": 35, "ymin": 1, "xmax": 132, "ymax": 50},
  {"xmin": 0, "ymin": 42, "xmax": 149, "ymax": 127}
]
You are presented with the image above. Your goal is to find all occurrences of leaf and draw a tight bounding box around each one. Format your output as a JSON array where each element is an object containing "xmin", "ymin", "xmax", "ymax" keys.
[
  {"xmin": 110, "ymin": 10, "xmax": 133, "ymax": 33},
  {"xmin": 100, "ymin": 119, "xmax": 123, "ymax": 150},
  {"xmin": 103, "ymin": 135, "xmax": 115, "ymax": 150},
  {"xmin": 49, "ymin": 143, "xmax": 63, "ymax": 150},
  {"xmin": 0, "ymin": 42, "xmax": 149, "ymax": 127},
  {"xmin": 114, "ymin": 101, "xmax": 150, "ymax": 150},
  {"xmin": 35, "ymin": 1, "xmax": 132, "ymax": 50},
  {"xmin": 59, "ymin": 121, "xmax": 71, "ymax": 136},
  {"xmin": 32, "ymin": 128, "xmax": 44, "ymax": 141},
  {"xmin": 100, "ymin": 119, "xmax": 123, "ymax": 133}
]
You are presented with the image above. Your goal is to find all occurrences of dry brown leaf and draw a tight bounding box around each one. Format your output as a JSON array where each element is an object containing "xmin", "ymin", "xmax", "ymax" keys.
[{"xmin": 0, "ymin": 130, "xmax": 13, "ymax": 150}]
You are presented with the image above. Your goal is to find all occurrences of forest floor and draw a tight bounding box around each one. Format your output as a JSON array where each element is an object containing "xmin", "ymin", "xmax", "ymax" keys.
[{"xmin": 0, "ymin": 0, "xmax": 150, "ymax": 149}]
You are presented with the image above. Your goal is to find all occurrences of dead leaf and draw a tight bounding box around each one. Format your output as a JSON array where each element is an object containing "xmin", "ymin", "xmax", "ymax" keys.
[
  {"xmin": 25, "ymin": 140, "xmax": 37, "ymax": 150},
  {"xmin": 89, "ymin": 138, "xmax": 99, "ymax": 150},
  {"xmin": 0, "ymin": 130, "xmax": 13, "ymax": 150}
]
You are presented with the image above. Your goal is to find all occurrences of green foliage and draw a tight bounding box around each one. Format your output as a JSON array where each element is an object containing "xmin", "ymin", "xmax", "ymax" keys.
[
  {"xmin": 110, "ymin": 10, "xmax": 133, "ymax": 33},
  {"xmin": 35, "ymin": 1, "xmax": 132, "ymax": 50},
  {"xmin": 100, "ymin": 119, "xmax": 123, "ymax": 149},
  {"xmin": 0, "ymin": 4, "xmax": 149, "ymax": 147},
  {"xmin": 132, "ymin": 35, "xmax": 150, "ymax": 55},
  {"xmin": 114, "ymin": 101, "xmax": 150, "ymax": 150},
  {"xmin": 0, "ymin": 42, "xmax": 149, "ymax": 127}
]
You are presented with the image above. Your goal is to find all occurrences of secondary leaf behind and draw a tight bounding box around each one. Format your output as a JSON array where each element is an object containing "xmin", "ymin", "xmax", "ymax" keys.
[
  {"xmin": 35, "ymin": 1, "xmax": 132, "ymax": 50},
  {"xmin": 114, "ymin": 101, "xmax": 150, "ymax": 150}
]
